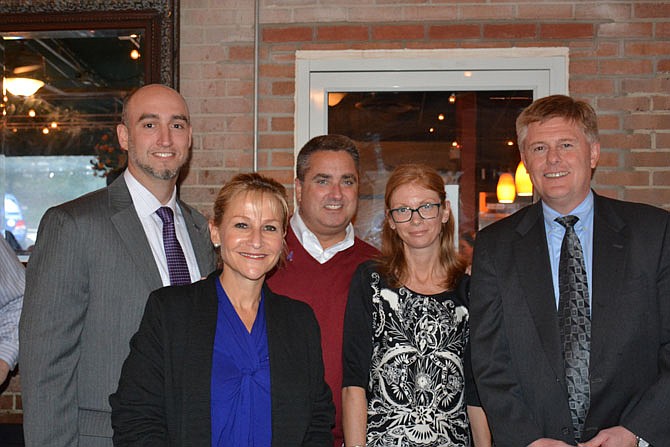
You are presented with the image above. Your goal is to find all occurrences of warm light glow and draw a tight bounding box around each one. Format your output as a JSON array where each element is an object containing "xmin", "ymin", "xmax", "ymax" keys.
[
  {"xmin": 507, "ymin": 140, "xmax": 515, "ymax": 146},
  {"xmin": 496, "ymin": 173, "xmax": 516, "ymax": 203},
  {"xmin": 328, "ymin": 92, "xmax": 346, "ymax": 107},
  {"xmin": 463, "ymin": 71, "xmax": 473, "ymax": 77},
  {"xmin": 130, "ymin": 49, "xmax": 140, "ymax": 60},
  {"xmin": 438, "ymin": 113, "xmax": 445, "ymax": 120},
  {"xmin": 51, "ymin": 121, "xmax": 58, "ymax": 128},
  {"xmin": 449, "ymin": 93, "xmax": 456, "ymax": 103},
  {"xmin": 451, "ymin": 141, "xmax": 459, "ymax": 147},
  {"xmin": 429, "ymin": 127, "xmax": 435, "ymax": 133},
  {"xmin": 42, "ymin": 127, "xmax": 50, "ymax": 135},
  {"xmin": 28, "ymin": 109, "xmax": 36, "ymax": 117},
  {"xmin": 4, "ymin": 77, "xmax": 45, "ymax": 96},
  {"xmin": 515, "ymin": 161, "xmax": 533, "ymax": 196}
]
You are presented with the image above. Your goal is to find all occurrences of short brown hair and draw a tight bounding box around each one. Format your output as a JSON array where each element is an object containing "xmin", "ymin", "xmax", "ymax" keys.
[{"xmin": 516, "ymin": 94, "xmax": 599, "ymax": 151}]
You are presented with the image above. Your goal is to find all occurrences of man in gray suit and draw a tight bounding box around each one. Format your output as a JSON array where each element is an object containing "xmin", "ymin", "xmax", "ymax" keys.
[
  {"xmin": 470, "ymin": 95, "xmax": 669, "ymax": 447},
  {"xmin": 19, "ymin": 84, "xmax": 217, "ymax": 446}
]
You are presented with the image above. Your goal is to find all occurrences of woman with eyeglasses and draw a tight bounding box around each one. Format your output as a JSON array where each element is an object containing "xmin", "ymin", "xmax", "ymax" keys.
[{"xmin": 341, "ymin": 164, "xmax": 491, "ymax": 447}]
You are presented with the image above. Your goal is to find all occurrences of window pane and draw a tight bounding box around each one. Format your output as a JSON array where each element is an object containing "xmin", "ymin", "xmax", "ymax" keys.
[{"xmin": 327, "ymin": 90, "xmax": 532, "ymax": 248}]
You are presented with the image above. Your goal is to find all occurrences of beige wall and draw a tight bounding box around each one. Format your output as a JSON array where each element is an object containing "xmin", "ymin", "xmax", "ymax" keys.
[{"xmin": 179, "ymin": 0, "xmax": 670, "ymax": 217}]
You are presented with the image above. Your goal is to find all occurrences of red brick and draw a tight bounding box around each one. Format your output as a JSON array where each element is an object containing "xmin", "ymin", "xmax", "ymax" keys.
[
  {"xmin": 270, "ymin": 150, "xmax": 295, "ymax": 168},
  {"xmin": 625, "ymin": 41, "xmax": 670, "ymax": 57},
  {"xmin": 651, "ymin": 95, "xmax": 670, "ymax": 111},
  {"xmin": 657, "ymin": 22, "xmax": 670, "ymax": 38},
  {"xmin": 257, "ymin": 168, "xmax": 295, "ymax": 185},
  {"xmin": 570, "ymin": 78, "xmax": 616, "ymax": 95},
  {"xmin": 540, "ymin": 23, "xmax": 595, "ymax": 39},
  {"xmin": 625, "ymin": 114, "xmax": 670, "ymax": 130},
  {"xmin": 272, "ymin": 81, "xmax": 294, "ymax": 96},
  {"xmin": 229, "ymin": 45, "xmax": 254, "ymax": 61},
  {"xmin": 460, "ymin": 5, "xmax": 515, "ymax": 20},
  {"xmin": 597, "ymin": 114, "xmax": 621, "ymax": 132},
  {"xmin": 429, "ymin": 24, "xmax": 481, "ymax": 40},
  {"xmin": 623, "ymin": 188, "xmax": 670, "ymax": 207},
  {"xmin": 599, "ymin": 133, "xmax": 651, "ymax": 150},
  {"xmin": 570, "ymin": 59, "xmax": 598, "ymax": 76},
  {"xmin": 629, "ymin": 151, "xmax": 670, "ymax": 167},
  {"xmin": 483, "ymin": 24, "xmax": 537, "ymax": 40},
  {"xmin": 271, "ymin": 116, "xmax": 294, "ymax": 132},
  {"xmin": 599, "ymin": 59, "xmax": 653, "ymax": 76},
  {"xmin": 635, "ymin": 2, "xmax": 670, "ymax": 19},
  {"xmin": 655, "ymin": 133, "xmax": 670, "ymax": 148},
  {"xmin": 518, "ymin": 4, "xmax": 573, "ymax": 20},
  {"xmin": 599, "ymin": 22, "xmax": 652, "ymax": 38},
  {"xmin": 652, "ymin": 170, "xmax": 670, "ymax": 186},
  {"xmin": 263, "ymin": 27, "xmax": 313, "ymax": 43},
  {"xmin": 372, "ymin": 25, "xmax": 425, "ymax": 40},
  {"xmin": 598, "ymin": 96, "xmax": 651, "ymax": 113},
  {"xmin": 596, "ymin": 150, "xmax": 621, "ymax": 168},
  {"xmin": 577, "ymin": 3, "xmax": 631, "ymax": 20},
  {"xmin": 259, "ymin": 133, "xmax": 293, "ymax": 150},
  {"xmin": 594, "ymin": 169, "xmax": 650, "ymax": 186},
  {"xmin": 317, "ymin": 25, "xmax": 369, "ymax": 42},
  {"xmin": 658, "ymin": 59, "xmax": 670, "ymax": 73}
]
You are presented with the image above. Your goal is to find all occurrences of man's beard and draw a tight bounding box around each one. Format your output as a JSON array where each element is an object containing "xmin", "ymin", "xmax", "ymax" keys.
[{"xmin": 129, "ymin": 150, "xmax": 182, "ymax": 181}]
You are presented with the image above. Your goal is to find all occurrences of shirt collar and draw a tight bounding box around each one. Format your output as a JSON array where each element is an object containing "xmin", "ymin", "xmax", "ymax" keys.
[
  {"xmin": 290, "ymin": 210, "xmax": 355, "ymax": 263},
  {"xmin": 542, "ymin": 190, "xmax": 594, "ymax": 228},
  {"xmin": 124, "ymin": 169, "xmax": 178, "ymax": 218}
]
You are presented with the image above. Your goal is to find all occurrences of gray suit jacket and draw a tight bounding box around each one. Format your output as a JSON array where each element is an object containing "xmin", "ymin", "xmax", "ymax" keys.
[
  {"xmin": 19, "ymin": 176, "xmax": 216, "ymax": 447},
  {"xmin": 470, "ymin": 193, "xmax": 670, "ymax": 447}
]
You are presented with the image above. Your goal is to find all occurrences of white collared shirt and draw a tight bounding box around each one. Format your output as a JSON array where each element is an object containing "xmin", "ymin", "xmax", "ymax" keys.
[
  {"xmin": 124, "ymin": 170, "xmax": 202, "ymax": 286},
  {"xmin": 290, "ymin": 211, "xmax": 355, "ymax": 264}
]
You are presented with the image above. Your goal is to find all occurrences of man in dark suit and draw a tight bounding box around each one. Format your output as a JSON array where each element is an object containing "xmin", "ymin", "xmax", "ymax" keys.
[
  {"xmin": 19, "ymin": 84, "xmax": 217, "ymax": 447},
  {"xmin": 470, "ymin": 95, "xmax": 669, "ymax": 447}
]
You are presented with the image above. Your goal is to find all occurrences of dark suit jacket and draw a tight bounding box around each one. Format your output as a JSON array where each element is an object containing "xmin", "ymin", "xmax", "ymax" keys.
[
  {"xmin": 109, "ymin": 273, "xmax": 335, "ymax": 447},
  {"xmin": 470, "ymin": 193, "xmax": 670, "ymax": 447},
  {"xmin": 20, "ymin": 176, "xmax": 216, "ymax": 447}
]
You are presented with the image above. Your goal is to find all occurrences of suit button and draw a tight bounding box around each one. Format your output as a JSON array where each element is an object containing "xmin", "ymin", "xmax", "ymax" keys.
[{"xmin": 562, "ymin": 427, "xmax": 570, "ymax": 435}]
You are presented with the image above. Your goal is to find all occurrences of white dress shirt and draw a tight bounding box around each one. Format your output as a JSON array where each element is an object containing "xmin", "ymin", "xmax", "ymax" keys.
[
  {"xmin": 0, "ymin": 236, "xmax": 24, "ymax": 369},
  {"xmin": 124, "ymin": 170, "xmax": 202, "ymax": 286},
  {"xmin": 290, "ymin": 211, "xmax": 355, "ymax": 264}
]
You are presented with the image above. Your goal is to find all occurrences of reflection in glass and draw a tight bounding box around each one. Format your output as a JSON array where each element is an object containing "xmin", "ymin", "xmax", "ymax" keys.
[
  {"xmin": 327, "ymin": 90, "xmax": 533, "ymax": 248},
  {"xmin": 1, "ymin": 29, "xmax": 144, "ymax": 252}
]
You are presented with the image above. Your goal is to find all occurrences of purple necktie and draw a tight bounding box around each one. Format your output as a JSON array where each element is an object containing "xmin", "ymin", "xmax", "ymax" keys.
[{"xmin": 156, "ymin": 206, "xmax": 191, "ymax": 286}]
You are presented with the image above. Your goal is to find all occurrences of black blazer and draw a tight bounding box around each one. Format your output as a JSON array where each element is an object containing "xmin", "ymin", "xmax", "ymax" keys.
[
  {"xmin": 470, "ymin": 193, "xmax": 670, "ymax": 447},
  {"xmin": 110, "ymin": 272, "xmax": 335, "ymax": 446}
]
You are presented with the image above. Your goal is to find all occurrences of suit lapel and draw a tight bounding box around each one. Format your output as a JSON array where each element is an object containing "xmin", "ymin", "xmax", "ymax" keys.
[
  {"xmin": 514, "ymin": 203, "xmax": 564, "ymax": 378},
  {"xmin": 589, "ymin": 195, "xmax": 627, "ymax": 372},
  {"xmin": 108, "ymin": 177, "xmax": 163, "ymax": 290},
  {"xmin": 179, "ymin": 199, "xmax": 215, "ymax": 277},
  {"xmin": 182, "ymin": 275, "xmax": 218, "ymax": 444}
]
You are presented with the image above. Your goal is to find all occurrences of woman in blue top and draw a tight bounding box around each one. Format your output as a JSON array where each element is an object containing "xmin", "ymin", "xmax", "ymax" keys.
[{"xmin": 111, "ymin": 173, "xmax": 334, "ymax": 446}]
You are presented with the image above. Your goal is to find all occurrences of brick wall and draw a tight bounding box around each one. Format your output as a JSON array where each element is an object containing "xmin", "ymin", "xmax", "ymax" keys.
[
  {"xmin": 2, "ymin": 0, "xmax": 669, "ymax": 422},
  {"xmin": 179, "ymin": 0, "xmax": 670, "ymax": 215}
]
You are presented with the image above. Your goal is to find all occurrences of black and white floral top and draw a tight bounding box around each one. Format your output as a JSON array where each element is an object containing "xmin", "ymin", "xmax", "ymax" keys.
[{"xmin": 343, "ymin": 260, "xmax": 476, "ymax": 447}]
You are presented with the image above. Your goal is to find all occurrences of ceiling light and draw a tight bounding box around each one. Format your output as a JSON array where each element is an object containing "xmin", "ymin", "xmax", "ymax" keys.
[
  {"xmin": 496, "ymin": 173, "xmax": 516, "ymax": 203},
  {"xmin": 515, "ymin": 161, "xmax": 533, "ymax": 196},
  {"xmin": 4, "ymin": 77, "xmax": 45, "ymax": 96},
  {"xmin": 130, "ymin": 49, "xmax": 140, "ymax": 60}
]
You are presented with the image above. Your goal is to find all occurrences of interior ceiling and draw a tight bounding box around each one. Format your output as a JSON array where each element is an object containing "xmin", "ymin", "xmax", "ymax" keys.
[{"xmin": 1, "ymin": 29, "xmax": 144, "ymax": 120}]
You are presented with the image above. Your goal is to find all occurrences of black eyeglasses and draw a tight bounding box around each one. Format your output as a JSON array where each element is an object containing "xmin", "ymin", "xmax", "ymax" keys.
[{"xmin": 389, "ymin": 203, "xmax": 441, "ymax": 223}]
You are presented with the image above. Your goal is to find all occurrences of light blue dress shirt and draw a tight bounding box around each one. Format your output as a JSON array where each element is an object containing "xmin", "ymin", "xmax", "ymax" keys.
[{"xmin": 542, "ymin": 191, "xmax": 594, "ymax": 311}]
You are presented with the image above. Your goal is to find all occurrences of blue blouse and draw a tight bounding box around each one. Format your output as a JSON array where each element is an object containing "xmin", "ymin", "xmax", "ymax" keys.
[{"xmin": 211, "ymin": 279, "xmax": 272, "ymax": 446}]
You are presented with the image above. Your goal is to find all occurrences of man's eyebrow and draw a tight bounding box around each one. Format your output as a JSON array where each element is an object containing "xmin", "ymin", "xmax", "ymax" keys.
[
  {"xmin": 136, "ymin": 113, "xmax": 189, "ymax": 122},
  {"xmin": 312, "ymin": 173, "xmax": 332, "ymax": 180}
]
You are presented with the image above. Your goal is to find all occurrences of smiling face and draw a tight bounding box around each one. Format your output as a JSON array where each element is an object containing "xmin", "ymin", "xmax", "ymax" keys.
[
  {"xmin": 117, "ymin": 84, "xmax": 192, "ymax": 188},
  {"xmin": 210, "ymin": 191, "xmax": 285, "ymax": 285},
  {"xmin": 387, "ymin": 182, "xmax": 450, "ymax": 252},
  {"xmin": 520, "ymin": 116, "xmax": 600, "ymax": 215},
  {"xmin": 295, "ymin": 150, "xmax": 359, "ymax": 249}
]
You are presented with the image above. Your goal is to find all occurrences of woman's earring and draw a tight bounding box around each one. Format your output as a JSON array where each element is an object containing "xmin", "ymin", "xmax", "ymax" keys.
[{"xmin": 213, "ymin": 242, "xmax": 221, "ymax": 248}]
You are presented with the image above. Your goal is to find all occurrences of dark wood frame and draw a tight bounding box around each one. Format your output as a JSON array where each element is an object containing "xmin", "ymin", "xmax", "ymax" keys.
[{"xmin": 0, "ymin": 0, "xmax": 179, "ymax": 87}]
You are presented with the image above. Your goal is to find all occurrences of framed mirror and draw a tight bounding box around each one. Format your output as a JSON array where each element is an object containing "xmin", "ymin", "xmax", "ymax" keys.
[{"xmin": 0, "ymin": 1, "xmax": 177, "ymax": 256}]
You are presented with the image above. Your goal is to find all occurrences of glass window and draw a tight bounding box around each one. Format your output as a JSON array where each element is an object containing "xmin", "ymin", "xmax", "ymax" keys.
[{"xmin": 1, "ymin": 29, "xmax": 143, "ymax": 253}]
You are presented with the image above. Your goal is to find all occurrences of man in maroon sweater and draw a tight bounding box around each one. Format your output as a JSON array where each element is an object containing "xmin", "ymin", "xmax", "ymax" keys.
[{"xmin": 267, "ymin": 135, "xmax": 379, "ymax": 446}]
